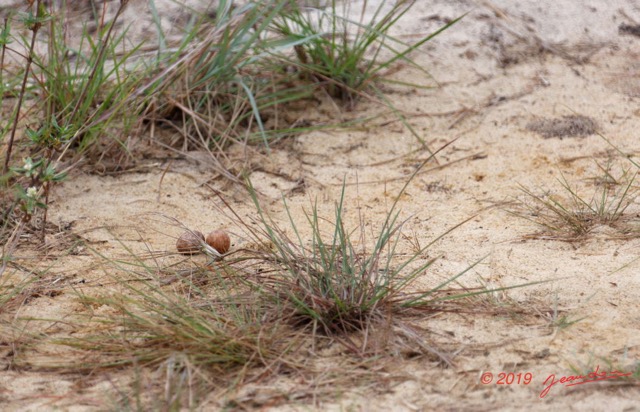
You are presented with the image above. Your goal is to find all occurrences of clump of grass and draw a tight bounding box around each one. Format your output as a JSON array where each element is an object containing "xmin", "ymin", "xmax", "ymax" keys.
[
  {"xmin": 244, "ymin": 182, "xmax": 446, "ymax": 335},
  {"xmin": 270, "ymin": 0, "xmax": 460, "ymax": 107},
  {"xmin": 512, "ymin": 166, "xmax": 638, "ymax": 241},
  {"xmin": 208, "ymin": 162, "xmax": 537, "ymax": 357},
  {"xmin": 63, "ymin": 285, "xmax": 282, "ymax": 371},
  {"xmin": 138, "ymin": 0, "xmax": 308, "ymax": 157},
  {"xmin": 3, "ymin": 0, "xmax": 137, "ymax": 164},
  {"xmin": 267, "ymin": 0, "xmax": 461, "ymax": 153},
  {"xmin": 35, "ymin": 0, "xmax": 141, "ymax": 152},
  {"xmin": 1, "ymin": 0, "xmax": 139, "ymax": 246},
  {"xmin": 57, "ymin": 233, "xmax": 289, "ymax": 369}
]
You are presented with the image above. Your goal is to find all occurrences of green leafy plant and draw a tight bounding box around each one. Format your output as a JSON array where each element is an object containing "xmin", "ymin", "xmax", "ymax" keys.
[
  {"xmin": 10, "ymin": 154, "xmax": 66, "ymax": 227},
  {"xmin": 7, "ymin": 117, "xmax": 69, "ymax": 238}
]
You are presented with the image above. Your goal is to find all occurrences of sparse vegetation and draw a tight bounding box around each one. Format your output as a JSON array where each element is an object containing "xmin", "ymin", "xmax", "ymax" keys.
[
  {"xmin": 7, "ymin": 176, "xmax": 539, "ymax": 408},
  {"xmin": 512, "ymin": 165, "xmax": 638, "ymax": 241}
]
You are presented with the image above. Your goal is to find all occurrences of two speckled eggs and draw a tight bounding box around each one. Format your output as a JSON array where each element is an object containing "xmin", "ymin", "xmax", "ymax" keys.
[{"xmin": 176, "ymin": 229, "xmax": 231, "ymax": 255}]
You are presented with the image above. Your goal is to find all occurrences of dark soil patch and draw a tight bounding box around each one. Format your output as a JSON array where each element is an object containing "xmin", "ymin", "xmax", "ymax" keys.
[
  {"xmin": 619, "ymin": 24, "xmax": 640, "ymax": 38},
  {"xmin": 526, "ymin": 115, "xmax": 597, "ymax": 139}
]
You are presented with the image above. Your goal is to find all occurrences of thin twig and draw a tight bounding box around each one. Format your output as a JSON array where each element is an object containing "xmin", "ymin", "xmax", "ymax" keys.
[{"xmin": 3, "ymin": 1, "xmax": 43, "ymax": 173}]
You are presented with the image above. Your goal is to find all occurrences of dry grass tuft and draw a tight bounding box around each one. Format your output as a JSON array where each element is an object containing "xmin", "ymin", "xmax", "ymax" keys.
[{"xmin": 511, "ymin": 165, "xmax": 639, "ymax": 241}]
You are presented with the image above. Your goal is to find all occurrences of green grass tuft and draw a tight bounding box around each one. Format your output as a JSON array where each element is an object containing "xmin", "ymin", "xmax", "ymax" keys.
[{"xmin": 270, "ymin": 0, "xmax": 461, "ymax": 106}]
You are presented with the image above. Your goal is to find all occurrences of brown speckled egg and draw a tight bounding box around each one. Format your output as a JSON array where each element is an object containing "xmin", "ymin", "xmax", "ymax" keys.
[
  {"xmin": 176, "ymin": 230, "xmax": 204, "ymax": 254},
  {"xmin": 206, "ymin": 230, "xmax": 231, "ymax": 254}
]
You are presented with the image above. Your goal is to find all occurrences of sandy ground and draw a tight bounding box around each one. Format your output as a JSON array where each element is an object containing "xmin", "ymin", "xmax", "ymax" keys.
[{"xmin": 2, "ymin": 0, "xmax": 640, "ymax": 410}]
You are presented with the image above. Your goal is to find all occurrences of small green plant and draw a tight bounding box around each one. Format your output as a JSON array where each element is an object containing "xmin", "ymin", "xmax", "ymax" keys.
[
  {"xmin": 11, "ymin": 118, "xmax": 70, "ymax": 219},
  {"xmin": 513, "ymin": 166, "xmax": 638, "ymax": 241},
  {"xmin": 6, "ymin": 117, "xmax": 69, "ymax": 239},
  {"xmin": 11, "ymin": 158, "xmax": 60, "ymax": 214}
]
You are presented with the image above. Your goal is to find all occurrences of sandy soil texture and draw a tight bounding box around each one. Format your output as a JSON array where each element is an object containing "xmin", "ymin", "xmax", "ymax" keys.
[{"xmin": 1, "ymin": 0, "xmax": 640, "ymax": 410}]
